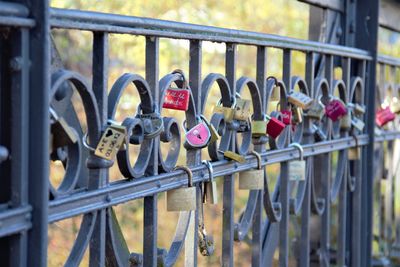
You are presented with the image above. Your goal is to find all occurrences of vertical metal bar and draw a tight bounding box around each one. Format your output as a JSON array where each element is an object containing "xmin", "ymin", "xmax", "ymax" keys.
[
  {"xmin": 319, "ymin": 54, "xmax": 333, "ymax": 267},
  {"xmin": 222, "ymin": 43, "xmax": 236, "ymax": 267},
  {"xmin": 10, "ymin": 27, "xmax": 29, "ymax": 267},
  {"xmin": 143, "ymin": 36, "xmax": 160, "ymax": 267},
  {"xmin": 89, "ymin": 32, "xmax": 109, "ymax": 267},
  {"xmin": 355, "ymin": 0, "xmax": 380, "ymax": 265},
  {"xmin": 299, "ymin": 51, "xmax": 314, "ymax": 267},
  {"xmin": 26, "ymin": 0, "xmax": 50, "ymax": 265},
  {"xmin": 185, "ymin": 39, "xmax": 202, "ymax": 267},
  {"xmin": 252, "ymin": 45, "xmax": 267, "ymax": 267},
  {"xmin": 279, "ymin": 48, "xmax": 291, "ymax": 267}
]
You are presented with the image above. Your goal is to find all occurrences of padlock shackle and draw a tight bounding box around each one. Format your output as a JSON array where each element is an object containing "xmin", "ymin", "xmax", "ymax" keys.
[
  {"xmin": 289, "ymin": 142, "xmax": 304, "ymax": 161},
  {"xmin": 171, "ymin": 69, "xmax": 188, "ymax": 89},
  {"xmin": 174, "ymin": 165, "xmax": 193, "ymax": 187},
  {"xmin": 201, "ymin": 160, "xmax": 214, "ymax": 182},
  {"xmin": 250, "ymin": 151, "xmax": 262, "ymax": 170}
]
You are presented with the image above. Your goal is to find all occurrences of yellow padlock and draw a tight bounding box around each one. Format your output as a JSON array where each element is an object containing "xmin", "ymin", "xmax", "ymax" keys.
[
  {"xmin": 213, "ymin": 98, "xmax": 236, "ymax": 122},
  {"xmin": 234, "ymin": 97, "xmax": 252, "ymax": 121},
  {"xmin": 251, "ymin": 120, "xmax": 267, "ymax": 137}
]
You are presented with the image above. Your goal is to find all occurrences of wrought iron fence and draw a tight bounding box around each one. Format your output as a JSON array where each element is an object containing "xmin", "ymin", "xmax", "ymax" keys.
[{"xmin": 0, "ymin": 0, "xmax": 400, "ymax": 266}]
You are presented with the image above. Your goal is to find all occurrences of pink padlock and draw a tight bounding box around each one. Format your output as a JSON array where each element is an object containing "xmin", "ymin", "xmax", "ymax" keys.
[
  {"xmin": 183, "ymin": 119, "xmax": 211, "ymax": 149},
  {"xmin": 266, "ymin": 115, "xmax": 286, "ymax": 139},
  {"xmin": 325, "ymin": 98, "xmax": 347, "ymax": 122},
  {"xmin": 281, "ymin": 110, "xmax": 292, "ymax": 125},
  {"xmin": 376, "ymin": 107, "xmax": 395, "ymax": 127}
]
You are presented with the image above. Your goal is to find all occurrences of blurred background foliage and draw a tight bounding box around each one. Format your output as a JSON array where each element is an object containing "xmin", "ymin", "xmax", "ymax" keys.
[{"xmin": 48, "ymin": 0, "xmax": 400, "ymax": 266}]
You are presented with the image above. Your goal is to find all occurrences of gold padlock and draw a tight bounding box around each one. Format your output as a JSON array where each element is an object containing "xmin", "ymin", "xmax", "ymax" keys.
[
  {"xmin": 251, "ymin": 120, "xmax": 267, "ymax": 137},
  {"xmin": 213, "ymin": 97, "xmax": 236, "ymax": 122},
  {"xmin": 292, "ymin": 106, "xmax": 303, "ymax": 124},
  {"xmin": 234, "ymin": 97, "xmax": 252, "ymax": 121},
  {"xmin": 340, "ymin": 112, "xmax": 352, "ymax": 130},
  {"xmin": 166, "ymin": 166, "xmax": 197, "ymax": 211},
  {"xmin": 202, "ymin": 160, "xmax": 218, "ymax": 204},
  {"xmin": 87, "ymin": 120, "xmax": 127, "ymax": 161},
  {"xmin": 391, "ymin": 97, "xmax": 400, "ymax": 114},
  {"xmin": 201, "ymin": 115, "xmax": 219, "ymax": 143},
  {"xmin": 287, "ymin": 91, "xmax": 314, "ymax": 110},
  {"xmin": 288, "ymin": 143, "xmax": 306, "ymax": 181},
  {"xmin": 348, "ymin": 134, "xmax": 360, "ymax": 160},
  {"xmin": 306, "ymin": 95, "xmax": 325, "ymax": 120},
  {"xmin": 353, "ymin": 103, "xmax": 366, "ymax": 115},
  {"xmin": 239, "ymin": 151, "xmax": 264, "ymax": 190},
  {"xmin": 218, "ymin": 150, "xmax": 246, "ymax": 163}
]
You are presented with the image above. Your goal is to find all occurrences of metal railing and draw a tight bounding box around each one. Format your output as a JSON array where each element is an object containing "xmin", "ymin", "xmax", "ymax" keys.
[{"xmin": 0, "ymin": 0, "xmax": 399, "ymax": 266}]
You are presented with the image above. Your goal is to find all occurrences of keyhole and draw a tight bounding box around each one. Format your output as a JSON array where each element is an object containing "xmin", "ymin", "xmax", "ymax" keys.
[
  {"xmin": 193, "ymin": 129, "xmax": 202, "ymax": 140},
  {"xmin": 106, "ymin": 129, "xmax": 113, "ymax": 137}
]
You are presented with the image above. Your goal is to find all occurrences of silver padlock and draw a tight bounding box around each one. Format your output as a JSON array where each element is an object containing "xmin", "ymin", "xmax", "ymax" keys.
[
  {"xmin": 288, "ymin": 143, "xmax": 306, "ymax": 181},
  {"xmin": 202, "ymin": 160, "xmax": 218, "ymax": 204},
  {"xmin": 306, "ymin": 95, "xmax": 325, "ymax": 120},
  {"xmin": 239, "ymin": 151, "xmax": 264, "ymax": 190},
  {"xmin": 312, "ymin": 124, "xmax": 327, "ymax": 142},
  {"xmin": 351, "ymin": 116, "xmax": 365, "ymax": 131},
  {"xmin": 166, "ymin": 166, "xmax": 197, "ymax": 211}
]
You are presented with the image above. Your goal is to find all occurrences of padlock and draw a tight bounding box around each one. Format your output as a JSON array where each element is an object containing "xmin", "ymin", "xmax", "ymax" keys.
[
  {"xmin": 352, "ymin": 103, "xmax": 366, "ymax": 115},
  {"xmin": 237, "ymin": 119, "xmax": 251, "ymax": 133},
  {"xmin": 166, "ymin": 166, "xmax": 196, "ymax": 211},
  {"xmin": 351, "ymin": 117, "xmax": 365, "ymax": 131},
  {"xmin": 135, "ymin": 104, "xmax": 164, "ymax": 140},
  {"xmin": 251, "ymin": 120, "xmax": 267, "ymax": 137},
  {"xmin": 340, "ymin": 112, "xmax": 352, "ymax": 130},
  {"xmin": 233, "ymin": 97, "xmax": 252, "ymax": 121},
  {"xmin": 288, "ymin": 143, "xmax": 306, "ymax": 181},
  {"xmin": 201, "ymin": 115, "xmax": 219, "ymax": 143},
  {"xmin": 348, "ymin": 135, "xmax": 360, "ymax": 160},
  {"xmin": 162, "ymin": 70, "xmax": 191, "ymax": 111},
  {"xmin": 202, "ymin": 160, "xmax": 218, "ymax": 204},
  {"xmin": 390, "ymin": 97, "xmax": 400, "ymax": 114},
  {"xmin": 376, "ymin": 107, "xmax": 395, "ymax": 127},
  {"xmin": 182, "ymin": 118, "xmax": 211, "ymax": 149},
  {"xmin": 287, "ymin": 91, "xmax": 314, "ymax": 110},
  {"xmin": 291, "ymin": 106, "xmax": 303, "ymax": 124},
  {"xmin": 239, "ymin": 151, "xmax": 264, "ymax": 190},
  {"xmin": 325, "ymin": 97, "xmax": 348, "ymax": 121},
  {"xmin": 281, "ymin": 110, "xmax": 292, "ymax": 125},
  {"xmin": 218, "ymin": 150, "xmax": 246, "ymax": 163},
  {"xmin": 266, "ymin": 114, "xmax": 286, "ymax": 139},
  {"xmin": 312, "ymin": 124, "xmax": 327, "ymax": 141},
  {"xmin": 306, "ymin": 95, "xmax": 325, "ymax": 120},
  {"xmin": 213, "ymin": 98, "xmax": 236, "ymax": 123},
  {"xmin": 50, "ymin": 107, "xmax": 78, "ymax": 150},
  {"xmin": 93, "ymin": 120, "xmax": 127, "ymax": 160}
]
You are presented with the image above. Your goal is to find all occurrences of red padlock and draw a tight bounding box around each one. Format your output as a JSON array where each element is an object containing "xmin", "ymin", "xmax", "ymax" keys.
[
  {"xmin": 266, "ymin": 114, "xmax": 286, "ymax": 139},
  {"xmin": 162, "ymin": 88, "xmax": 190, "ymax": 111},
  {"xmin": 281, "ymin": 110, "xmax": 292, "ymax": 125},
  {"xmin": 376, "ymin": 107, "xmax": 395, "ymax": 127},
  {"xmin": 325, "ymin": 98, "xmax": 347, "ymax": 122}
]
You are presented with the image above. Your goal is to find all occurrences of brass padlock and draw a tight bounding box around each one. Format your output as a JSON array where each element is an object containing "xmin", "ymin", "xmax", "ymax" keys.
[
  {"xmin": 288, "ymin": 143, "xmax": 306, "ymax": 181},
  {"xmin": 166, "ymin": 166, "xmax": 197, "ymax": 211},
  {"xmin": 292, "ymin": 106, "xmax": 303, "ymax": 124},
  {"xmin": 391, "ymin": 97, "xmax": 400, "ymax": 114},
  {"xmin": 251, "ymin": 120, "xmax": 267, "ymax": 137},
  {"xmin": 213, "ymin": 97, "xmax": 236, "ymax": 123},
  {"xmin": 201, "ymin": 115, "xmax": 219, "ymax": 143},
  {"xmin": 84, "ymin": 120, "xmax": 126, "ymax": 161},
  {"xmin": 306, "ymin": 95, "xmax": 325, "ymax": 120},
  {"xmin": 50, "ymin": 107, "xmax": 78, "ymax": 150},
  {"xmin": 353, "ymin": 103, "xmax": 366, "ymax": 115},
  {"xmin": 348, "ymin": 135, "xmax": 360, "ymax": 160},
  {"xmin": 340, "ymin": 112, "xmax": 352, "ymax": 130},
  {"xmin": 287, "ymin": 91, "xmax": 314, "ymax": 110},
  {"xmin": 239, "ymin": 151, "xmax": 264, "ymax": 190},
  {"xmin": 218, "ymin": 150, "xmax": 246, "ymax": 163},
  {"xmin": 234, "ymin": 97, "xmax": 252, "ymax": 121},
  {"xmin": 202, "ymin": 160, "xmax": 217, "ymax": 204}
]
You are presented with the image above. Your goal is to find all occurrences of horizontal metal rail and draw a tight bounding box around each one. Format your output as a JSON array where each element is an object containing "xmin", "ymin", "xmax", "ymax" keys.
[
  {"xmin": 49, "ymin": 8, "xmax": 372, "ymax": 59},
  {"xmin": 48, "ymin": 134, "xmax": 368, "ymax": 223},
  {"xmin": 378, "ymin": 54, "xmax": 400, "ymax": 67},
  {"xmin": 0, "ymin": 206, "xmax": 32, "ymax": 238}
]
